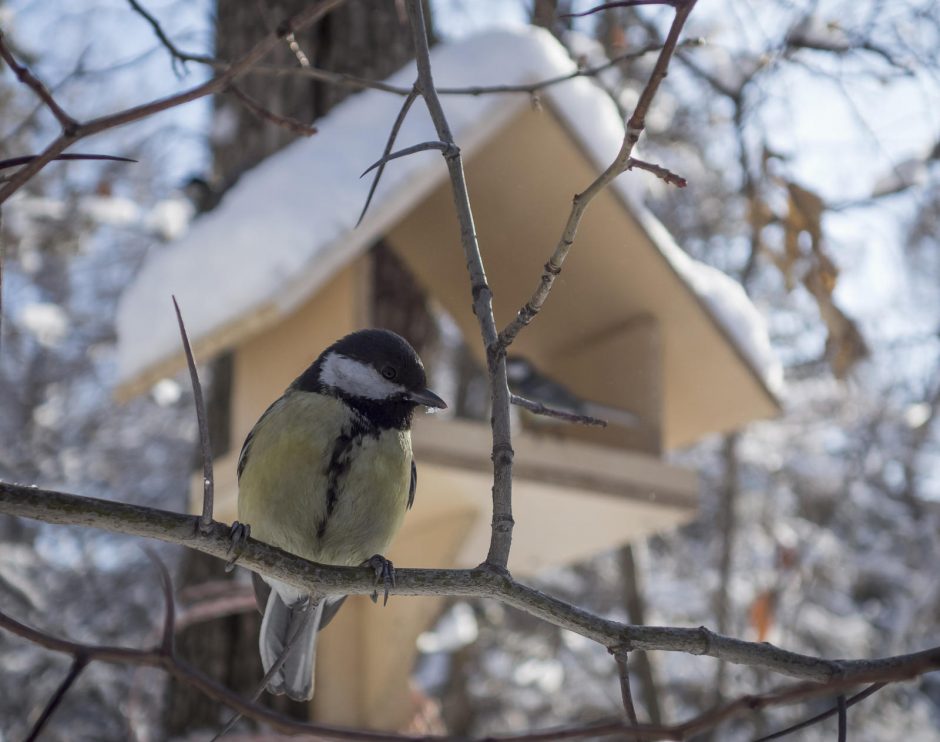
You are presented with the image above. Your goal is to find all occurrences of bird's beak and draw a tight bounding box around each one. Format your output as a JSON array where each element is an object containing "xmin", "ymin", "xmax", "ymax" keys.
[{"xmin": 407, "ymin": 387, "xmax": 447, "ymax": 409}]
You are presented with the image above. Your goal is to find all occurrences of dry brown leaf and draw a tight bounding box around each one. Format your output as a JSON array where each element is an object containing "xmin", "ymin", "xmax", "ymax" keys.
[
  {"xmin": 749, "ymin": 589, "xmax": 777, "ymax": 643},
  {"xmin": 787, "ymin": 181, "xmax": 825, "ymax": 250}
]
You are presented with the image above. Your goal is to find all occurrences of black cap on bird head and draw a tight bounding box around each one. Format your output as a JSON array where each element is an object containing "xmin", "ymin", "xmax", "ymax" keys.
[{"xmin": 294, "ymin": 329, "xmax": 446, "ymax": 429}]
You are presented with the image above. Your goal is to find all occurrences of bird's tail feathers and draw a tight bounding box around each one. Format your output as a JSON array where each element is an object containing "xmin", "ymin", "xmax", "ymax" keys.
[{"xmin": 259, "ymin": 589, "xmax": 324, "ymax": 701}]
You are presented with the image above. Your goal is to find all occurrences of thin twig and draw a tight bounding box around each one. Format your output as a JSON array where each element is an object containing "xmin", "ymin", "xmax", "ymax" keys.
[
  {"xmin": 0, "ymin": 32, "xmax": 78, "ymax": 132},
  {"xmin": 753, "ymin": 683, "xmax": 885, "ymax": 741},
  {"xmin": 431, "ymin": 41, "xmax": 702, "ymax": 96},
  {"xmin": 785, "ymin": 32, "xmax": 915, "ymax": 75},
  {"xmin": 837, "ymin": 694, "xmax": 847, "ymax": 742},
  {"xmin": 356, "ymin": 87, "xmax": 418, "ymax": 225},
  {"xmin": 510, "ymin": 393, "xmax": 608, "ymax": 427},
  {"xmin": 498, "ymin": 0, "xmax": 699, "ymax": 348},
  {"xmin": 126, "ymin": 0, "xmax": 213, "ymax": 74},
  {"xmin": 125, "ymin": 0, "xmax": 703, "ymax": 100},
  {"xmin": 24, "ymin": 655, "xmax": 89, "ymax": 742},
  {"xmin": 360, "ymin": 140, "xmax": 453, "ymax": 177},
  {"xmin": 227, "ymin": 84, "xmax": 318, "ymax": 136},
  {"xmin": 404, "ymin": 0, "xmax": 516, "ymax": 570},
  {"xmin": 563, "ymin": 0, "xmax": 684, "ymax": 18},
  {"xmin": 626, "ymin": 157, "xmax": 687, "ymax": 187},
  {"xmin": 0, "ymin": 154, "xmax": 136, "ymax": 171},
  {"xmin": 229, "ymin": 61, "xmax": 414, "ymax": 96},
  {"xmin": 144, "ymin": 548, "xmax": 176, "ymax": 656},
  {"xmin": 615, "ymin": 652, "xmax": 641, "ymax": 741},
  {"xmin": 0, "ymin": 0, "xmax": 345, "ymax": 205},
  {"xmin": 172, "ymin": 296, "xmax": 213, "ymax": 533},
  {"xmin": 136, "ymin": 34, "xmax": 697, "ymax": 99}
]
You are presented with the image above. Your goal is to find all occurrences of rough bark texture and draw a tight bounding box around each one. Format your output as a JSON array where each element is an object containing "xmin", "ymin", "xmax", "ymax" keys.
[{"xmin": 165, "ymin": 2, "xmax": 420, "ymax": 733}]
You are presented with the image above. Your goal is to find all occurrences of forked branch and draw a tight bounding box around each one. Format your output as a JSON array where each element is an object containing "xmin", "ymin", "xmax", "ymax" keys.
[
  {"xmin": 404, "ymin": 0, "xmax": 516, "ymax": 571},
  {"xmin": 499, "ymin": 0, "xmax": 698, "ymax": 348}
]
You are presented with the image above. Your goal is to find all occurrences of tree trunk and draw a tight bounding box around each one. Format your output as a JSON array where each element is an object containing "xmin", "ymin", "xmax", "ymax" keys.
[{"xmin": 211, "ymin": 0, "xmax": 419, "ymax": 189}]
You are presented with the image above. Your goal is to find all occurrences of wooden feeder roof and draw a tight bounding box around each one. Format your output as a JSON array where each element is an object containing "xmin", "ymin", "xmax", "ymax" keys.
[{"xmin": 116, "ymin": 27, "xmax": 781, "ymax": 448}]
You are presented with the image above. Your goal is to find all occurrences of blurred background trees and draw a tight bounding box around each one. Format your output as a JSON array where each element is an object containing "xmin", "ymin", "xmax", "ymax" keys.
[{"xmin": 1, "ymin": 0, "xmax": 938, "ymax": 739}]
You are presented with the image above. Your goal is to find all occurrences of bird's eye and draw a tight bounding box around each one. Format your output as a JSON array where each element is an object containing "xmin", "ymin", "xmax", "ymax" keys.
[{"xmin": 381, "ymin": 366, "xmax": 397, "ymax": 380}]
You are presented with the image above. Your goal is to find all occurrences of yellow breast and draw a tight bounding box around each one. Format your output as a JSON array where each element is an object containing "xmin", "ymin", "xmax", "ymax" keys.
[{"xmin": 237, "ymin": 391, "xmax": 412, "ymax": 566}]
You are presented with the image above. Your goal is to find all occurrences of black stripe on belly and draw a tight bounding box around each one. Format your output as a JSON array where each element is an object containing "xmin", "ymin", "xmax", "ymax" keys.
[{"xmin": 319, "ymin": 418, "xmax": 376, "ymax": 539}]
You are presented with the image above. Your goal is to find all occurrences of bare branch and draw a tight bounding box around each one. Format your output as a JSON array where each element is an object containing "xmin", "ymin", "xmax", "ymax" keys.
[
  {"xmin": 404, "ymin": 0, "xmax": 516, "ymax": 570},
  {"xmin": 126, "ymin": 0, "xmax": 213, "ymax": 73},
  {"xmin": 0, "ymin": 484, "xmax": 936, "ymax": 741},
  {"xmin": 563, "ymin": 0, "xmax": 685, "ymax": 18},
  {"xmin": 24, "ymin": 655, "xmax": 88, "ymax": 742},
  {"xmin": 140, "ymin": 37, "xmax": 698, "ymax": 99},
  {"xmin": 615, "ymin": 652, "xmax": 641, "ymax": 741},
  {"xmin": 626, "ymin": 157, "xmax": 688, "ymax": 188},
  {"xmin": 144, "ymin": 548, "xmax": 177, "ymax": 657},
  {"xmin": 429, "ymin": 40, "xmax": 703, "ymax": 96},
  {"xmin": 754, "ymin": 683, "xmax": 884, "ymax": 741},
  {"xmin": 359, "ymin": 140, "xmax": 453, "ymax": 177},
  {"xmin": 172, "ymin": 297, "xmax": 214, "ymax": 533},
  {"xmin": 227, "ymin": 84, "xmax": 318, "ymax": 137},
  {"xmin": 247, "ymin": 62, "xmax": 414, "ymax": 96},
  {"xmin": 129, "ymin": 0, "xmax": 707, "ymax": 105},
  {"xmin": 0, "ymin": 588, "xmax": 925, "ymax": 742},
  {"xmin": 785, "ymin": 32, "xmax": 915, "ymax": 75},
  {"xmin": 0, "ymin": 0, "xmax": 345, "ymax": 205},
  {"xmin": 0, "ymin": 153, "xmax": 136, "ymax": 171},
  {"xmin": 510, "ymin": 393, "xmax": 608, "ymax": 427},
  {"xmin": 3, "ymin": 481, "xmax": 940, "ymax": 692},
  {"xmin": 499, "ymin": 0, "xmax": 699, "ymax": 348},
  {"xmin": 357, "ymin": 87, "xmax": 419, "ymax": 226},
  {"xmin": 837, "ymin": 694, "xmax": 847, "ymax": 741},
  {"xmin": 2, "ymin": 593, "xmax": 933, "ymax": 742},
  {"xmin": 0, "ymin": 32, "xmax": 79, "ymax": 132}
]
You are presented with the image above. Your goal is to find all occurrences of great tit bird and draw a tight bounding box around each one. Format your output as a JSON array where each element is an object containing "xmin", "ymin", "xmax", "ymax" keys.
[
  {"xmin": 506, "ymin": 356, "xmax": 640, "ymax": 429},
  {"xmin": 237, "ymin": 329, "xmax": 446, "ymax": 701}
]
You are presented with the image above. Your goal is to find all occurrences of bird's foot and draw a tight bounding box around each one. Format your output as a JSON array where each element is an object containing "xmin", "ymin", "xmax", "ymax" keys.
[
  {"xmin": 363, "ymin": 554, "xmax": 395, "ymax": 606},
  {"xmin": 224, "ymin": 521, "xmax": 251, "ymax": 573}
]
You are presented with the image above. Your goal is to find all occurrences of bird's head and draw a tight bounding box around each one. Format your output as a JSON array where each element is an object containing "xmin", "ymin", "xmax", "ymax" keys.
[{"xmin": 294, "ymin": 329, "xmax": 446, "ymax": 428}]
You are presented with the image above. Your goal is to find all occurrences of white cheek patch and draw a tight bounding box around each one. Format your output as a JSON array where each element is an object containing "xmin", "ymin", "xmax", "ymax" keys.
[{"xmin": 319, "ymin": 352, "xmax": 405, "ymax": 400}]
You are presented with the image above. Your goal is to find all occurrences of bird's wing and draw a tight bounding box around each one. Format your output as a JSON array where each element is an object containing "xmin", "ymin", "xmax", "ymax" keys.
[
  {"xmin": 408, "ymin": 458, "xmax": 417, "ymax": 510},
  {"xmin": 237, "ymin": 397, "xmax": 282, "ymax": 481},
  {"xmin": 237, "ymin": 393, "xmax": 340, "ymax": 559}
]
